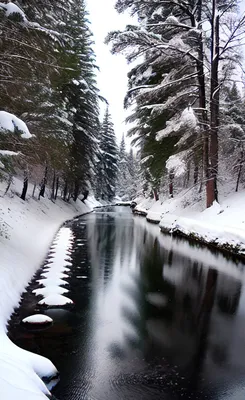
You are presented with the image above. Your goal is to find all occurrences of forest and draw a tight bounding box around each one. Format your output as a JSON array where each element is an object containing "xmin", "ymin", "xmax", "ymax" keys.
[{"xmin": 0, "ymin": 0, "xmax": 245, "ymax": 208}]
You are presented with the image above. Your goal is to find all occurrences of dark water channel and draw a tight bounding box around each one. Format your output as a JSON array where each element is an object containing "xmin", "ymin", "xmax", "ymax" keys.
[{"xmin": 8, "ymin": 207, "xmax": 245, "ymax": 400}]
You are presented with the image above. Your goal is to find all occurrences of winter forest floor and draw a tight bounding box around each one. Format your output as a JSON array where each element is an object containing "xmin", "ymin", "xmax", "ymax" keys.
[
  {"xmin": 134, "ymin": 185, "xmax": 245, "ymax": 258},
  {"xmin": 0, "ymin": 177, "xmax": 100, "ymax": 400}
]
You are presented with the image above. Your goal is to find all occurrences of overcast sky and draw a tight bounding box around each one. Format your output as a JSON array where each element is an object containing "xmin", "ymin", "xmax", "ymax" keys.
[{"xmin": 86, "ymin": 0, "xmax": 132, "ymax": 144}]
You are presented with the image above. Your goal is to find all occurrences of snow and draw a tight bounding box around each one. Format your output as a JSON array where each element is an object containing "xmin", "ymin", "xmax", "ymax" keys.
[
  {"xmin": 33, "ymin": 286, "xmax": 69, "ymax": 296},
  {"xmin": 0, "ymin": 150, "xmax": 19, "ymax": 156},
  {"xmin": 134, "ymin": 188, "xmax": 245, "ymax": 256},
  {"xmin": 34, "ymin": 227, "xmax": 75, "ymax": 306},
  {"xmin": 22, "ymin": 315, "xmax": 53, "ymax": 324},
  {"xmin": 38, "ymin": 294, "xmax": 73, "ymax": 307},
  {"xmin": 166, "ymin": 151, "xmax": 189, "ymax": 177},
  {"xmin": 0, "ymin": 335, "xmax": 58, "ymax": 400},
  {"xmin": 0, "ymin": 2, "xmax": 26, "ymax": 21},
  {"xmin": 0, "ymin": 176, "xmax": 101, "ymax": 399},
  {"xmin": 156, "ymin": 107, "xmax": 198, "ymax": 141},
  {"xmin": 0, "ymin": 111, "xmax": 31, "ymax": 138}
]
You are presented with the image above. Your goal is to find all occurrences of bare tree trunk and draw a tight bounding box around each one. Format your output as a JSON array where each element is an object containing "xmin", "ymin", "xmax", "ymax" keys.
[
  {"xmin": 195, "ymin": 0, "xmax": 211, "ymax": 205},
  {"xmin": 73, "ymin": 179, "xmax": 80, "ymax": 202},
  {"xmin": 4, "ymin": 174, "xmax": 13, "ymax": 195},
  {"xmin": 235, "ymin": 147, "xmax": 244, "ymax": 192},
  {"xmin": 39, "ymin": 165, "xmax": 48, "ymax": 199},
  {"xmin": 55, "ymin": 177, "xmax": 59, "ymax": 200},
  {"xmin": 81, "ymin": 190, "xmax": 89, "ymax": 203},
  {"xmin": 153, "ymin": 188, "xmax": 159, "ymax": 201},
  {"xmin": 32, "ymin": 182, "xmax": 37, "ymax": 198},
  {"xmin": 169, "ymin": 172, "xmax": 174, "ymax": 198},
  {"xmin": 51, "ymin": 169, "xmax": 56, "ymax": 200},
  {"xmin": 194, "ymin": 164, "xmax": 199, "ymax": 185},
  {"xmin": 63, "ymin": 179, "xmax": 68, "ymax": 201},
  {"xmin": 20, "ymin": 168, "xmax": 28, "ymax": 201},
  {"xmin": 207, "ymin": 0, "xmax": 220, "ymax": 207}
]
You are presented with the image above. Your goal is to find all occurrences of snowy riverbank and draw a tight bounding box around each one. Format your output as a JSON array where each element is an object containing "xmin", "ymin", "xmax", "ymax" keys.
[
  {"xmin": 134, "ymin": 188, "xmax": 245, "ymax": 257},
  {"xmin": 0, "ymin": 177, "xmax": 100, "ymax": 399}
]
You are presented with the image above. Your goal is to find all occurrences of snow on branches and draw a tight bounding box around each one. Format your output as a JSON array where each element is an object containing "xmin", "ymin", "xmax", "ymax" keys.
[
  {"xmin": 0, "ymin": 111, "xmax": 31, "ymax": 138},
  {"xmin": 166, "ymin": 151, "xmax": 190, "ymax": 178},
  {"xmin": 156, "ymin": 107, "xmax": 198, "ymax": 141},
  {"xmin": 0, "ymin": 2, "xmax": 26, "ymax": 21},
  {"xmin": 0, "ymin": 111, "xmax": 31, "ymax": 168}
]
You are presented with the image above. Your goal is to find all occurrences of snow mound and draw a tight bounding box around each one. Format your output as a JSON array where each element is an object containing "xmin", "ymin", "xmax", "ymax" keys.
[
  {"xmin": 22, "ymin": 315, "xmax": 53, "ymax": 324},
  {"xmin": 33, "ymin": 287, "xmax": 69, "ymax": 296},
  {"xmin": 0, "ymin": 2, "xmax": 26, "ymax": 21},
  {"xmin": 0, "ymin": 335, "xmax": 58, "ymax": 400},
  {"xmin": 34, "ymin": 227, "xmax": 75, "ymax": 308},
  {"xmin": 38, "ymin": 278, "xmax": 69, "ymax": 287},
  {"xmin": 38, "ymin": 294, "xmax": 73, "ymax": 307},
  {"xmin": 0, "ymin": 111, "xmax": 31, "ymax": 138}
]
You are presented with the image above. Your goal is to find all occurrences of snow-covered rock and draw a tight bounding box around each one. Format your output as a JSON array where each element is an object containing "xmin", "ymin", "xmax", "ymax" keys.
[
  {"xmin": 38, "ymin": 294, "xmax": 73, "ymax": 307},
  {"xmin": 33, "ymin": 286, "xmax": 69, "ymax": 296},
  {"xmin": 22, "ymin": 314, "xmax": 53, "ymax": 325}
]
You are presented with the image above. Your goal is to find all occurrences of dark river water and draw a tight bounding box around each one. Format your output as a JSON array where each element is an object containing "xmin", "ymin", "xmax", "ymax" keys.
[{"xmin": 8, "ymin": 206, "xmax": 245, "ymax": 400}]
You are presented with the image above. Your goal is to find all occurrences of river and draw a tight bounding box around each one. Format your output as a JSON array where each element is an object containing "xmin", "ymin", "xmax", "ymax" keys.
[{"xmin": 8, "ymin": 206, "xmax": 245, "ymax": 400}]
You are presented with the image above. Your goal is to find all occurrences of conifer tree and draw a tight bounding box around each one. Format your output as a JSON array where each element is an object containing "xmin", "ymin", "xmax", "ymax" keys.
[{"xmin": 95, "ymin": 107, "xmax": 118, "ymax": 201}]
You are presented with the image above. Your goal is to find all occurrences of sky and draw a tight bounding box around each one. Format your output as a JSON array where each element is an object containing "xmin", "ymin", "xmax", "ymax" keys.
[{"xmin": 86, "ymin": 0, "xmax": 132, "ymax": 145}]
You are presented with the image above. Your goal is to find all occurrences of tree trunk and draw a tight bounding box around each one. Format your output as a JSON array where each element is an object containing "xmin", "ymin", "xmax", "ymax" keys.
[
  {"xmin": 4, "ymin": 174, "xmax": 13, "ymax": 195},
  {"xmin": 63, "ymin": 179, "xmax": 68, "ymax": 201},
  {"xmin": 32, "ymin": 182, "xmax": 36, "ymax": 198},
  {"xmin": 153, "ymin": 188, "xmax": 159, "ymax": 201},
  {"xmin": 235, "ymin": 147, "xmax": 244, "ymax": 192},
  {"xmin": 20, "ymin": 169, "xmax": 28, "ymax": 201},
  {"xmin": 81, "ymin": 190, "xmax": 89, "ymax": 203},
  {"xmin": 55, "ymin": 177, "xmax": 59, "ymax": 200},
  {"xmin": 51, "ymin": 169, "xmax": 56, "ymax": 200},
  {"xmin": 194, "ymin": 164, "xmax": 199, "ymax": 185},
  {"xmin": 169, "ymin": 172, "xmax": 174, "ymax": 198},
  {"xmin": 73, "ymin": 180, "xmax": 80, "ymax": 202},
  {"xmin": 207, "ymin": 1, "xmax": 220, "ymax": 207},
  {"xmin": 39, "ymin": 165, "xmax": 48, "ymax": 199}
]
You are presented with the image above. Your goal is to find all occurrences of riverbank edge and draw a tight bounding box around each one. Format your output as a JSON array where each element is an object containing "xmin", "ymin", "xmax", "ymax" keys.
[
  {"xmin": 0, "ymin": 180, "xmax": 100, "ymax": 399},
  {"xmin": 159, "ymin": 224, "xmax": 245, "ymax": 261},
  {"xmin": 133, "ymin": 210, "xmax": 245, "ymax": 261}
]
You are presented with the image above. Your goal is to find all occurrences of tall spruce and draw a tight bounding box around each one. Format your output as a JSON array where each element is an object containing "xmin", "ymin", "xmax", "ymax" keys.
[
  {"xmin": 96, "ymin": 107, "xmax": 118, "ymax": 201},
  {"xmin": 108, "ymin": 0, "xmax": 245, "ymax": 205}
]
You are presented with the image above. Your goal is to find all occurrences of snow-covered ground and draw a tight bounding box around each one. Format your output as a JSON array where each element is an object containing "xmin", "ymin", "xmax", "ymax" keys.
[
  {"xmin": 0, "ymin": 177, "xmax": 100, "ymax": 400},
  {"xmin": 134, "ymin": 187, "xmax": 245, "ymax": 256}
]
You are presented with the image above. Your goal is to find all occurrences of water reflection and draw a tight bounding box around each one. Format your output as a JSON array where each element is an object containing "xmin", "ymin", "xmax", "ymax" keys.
[{"xmin": 8, "ymin": 207, "xmax": 245, "ymax": 400}]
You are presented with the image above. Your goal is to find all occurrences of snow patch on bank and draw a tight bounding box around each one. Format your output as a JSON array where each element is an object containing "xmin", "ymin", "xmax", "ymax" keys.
[{"xmin": 134, "ymin": 189, "xmax": 245, "ymax": 256}]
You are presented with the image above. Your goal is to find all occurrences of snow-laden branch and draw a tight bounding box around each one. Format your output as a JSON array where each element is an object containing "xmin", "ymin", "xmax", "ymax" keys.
[
  {"xmin": 166, "ymin": 150, "xmax": 192, "ymax": 177},
  {"xmin": 156, "ymin": 107, "xmax": 198, "ymax": 141},
  {"xmin": 0, "ymin": 2, "xmax": 60, "ymax": 40},
  {"xmin": 0, "ymin": 111, "xmax": 31, "ymax": 138}
]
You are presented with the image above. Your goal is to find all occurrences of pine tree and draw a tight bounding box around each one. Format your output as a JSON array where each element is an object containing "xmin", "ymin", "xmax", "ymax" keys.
[
  {"xmin": 109, "ymin": 0, "xmax": 245, "ymax": 205},
  {"xmin": 95, "ymin": 107, "xmax": 118, "ymax": 201}
]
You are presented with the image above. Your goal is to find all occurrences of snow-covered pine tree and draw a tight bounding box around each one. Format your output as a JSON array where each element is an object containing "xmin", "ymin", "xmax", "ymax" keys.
[
  {"xmin": 0, "ymin": 1, "xmax": 74, "ymax": 196},
  {"xmin": 95, "ymin": 107, "xmax": 118, "ymax": 202},
  {"xmin": 109, "ymin": 0, "xmax": 245, "ymax": 205},
  {"xmin": 126, "ymin": 148, "xmax": 139, "ymax": 199},
  {"xmin": 220, "ymin": 83, "xmax": 245, "ymax": 191},
  {"xmin": 57, "ymin": 0, "xmax": 100, "ymax": 201},
  {"xmin": 116, "ymin": 135, "xmax": 130, "ymax": 200}
]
